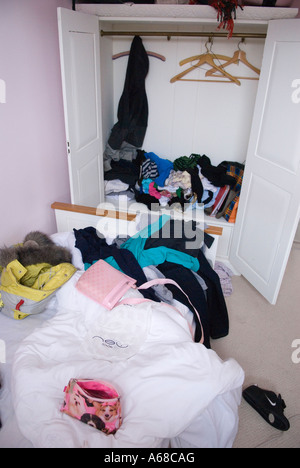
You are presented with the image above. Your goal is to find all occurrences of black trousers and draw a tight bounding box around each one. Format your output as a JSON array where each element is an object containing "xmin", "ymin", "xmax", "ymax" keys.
[
  {"xmin": 157, "ymin": 262, "xmax": 211, "ymax": 348},
  {"xmin": 157, "ymin": 252, "xmax": 229, "ymax": 348}
]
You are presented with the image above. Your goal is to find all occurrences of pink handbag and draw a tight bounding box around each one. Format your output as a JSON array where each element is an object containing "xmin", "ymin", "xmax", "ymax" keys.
[
  {"xmin": 61, "ymin": 378, "xmax": 122, "ymax": 435},
  {"xmin": 76, "ymin": 259, "xmax": 204, "ymax": 344},
  {"xmin": 76, "ymin": 260, "xmax": 137, "ymax": 310}
]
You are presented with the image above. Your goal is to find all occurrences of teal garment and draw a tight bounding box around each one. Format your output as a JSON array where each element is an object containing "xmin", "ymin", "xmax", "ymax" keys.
[
  {"xmin": 141, "ymin": 178, "xmax": 153, "ymax": 194},
  {"xmin": 122, "ymin": 245, "xmax": 200, "ymax": 271},
  {"xmin": 102, "ymin": 247, "xmax": 199, "ymax": 272},
  {"xmin": 120, "ymin": 214, "xmax": 200, "ymax": 271},
  {"xmin": 85, "ymin": 214, "xmax": 200, "ymax": 272},
  {"xmin": 129, "ymin": 213, "xmax": 171, "ymax": 240},
  {"xmin": 84, "ymin": 258, "xmax": 120, "ymax": 271}
]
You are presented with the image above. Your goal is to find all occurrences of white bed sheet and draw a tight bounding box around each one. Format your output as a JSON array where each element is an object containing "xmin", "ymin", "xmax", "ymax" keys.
[
  {"xmin": 0, "ymin": 303, "xmax": 57, "ymax": 448},
  {"xmin": 0, "ymin": 232, "xmax": 244, "ymax": 448}
]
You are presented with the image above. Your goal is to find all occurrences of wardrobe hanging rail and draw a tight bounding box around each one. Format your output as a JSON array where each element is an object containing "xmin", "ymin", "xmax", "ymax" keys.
[{"xmin": 100, "ymin": 30, "xmax": 266, "ymax": 39}]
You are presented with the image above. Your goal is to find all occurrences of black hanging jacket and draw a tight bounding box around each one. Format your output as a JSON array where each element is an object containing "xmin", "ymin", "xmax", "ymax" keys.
[{"xmin": 108, "ymin": 36, "xmax": 149, "ymax": 150}]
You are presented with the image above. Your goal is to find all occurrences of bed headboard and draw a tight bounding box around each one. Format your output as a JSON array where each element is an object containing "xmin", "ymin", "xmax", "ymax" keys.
[{"xmin": 51, "ymin": 201, "xmax": 222, "ymax": 267}]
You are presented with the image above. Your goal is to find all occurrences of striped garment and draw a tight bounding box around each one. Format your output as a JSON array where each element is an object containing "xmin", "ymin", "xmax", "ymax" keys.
[
  {"xmin": 224, "ymin": 164, "xmax": 244, "ymax": 222},
  {"xmin": 141, "ymin": 159, "xmax": 159, "ymax": 179}
]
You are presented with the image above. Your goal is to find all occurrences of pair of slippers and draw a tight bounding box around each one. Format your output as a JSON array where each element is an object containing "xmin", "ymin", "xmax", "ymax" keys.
[{"xmin": 243, "ymin": 385, "xmax": 290, "ymax": 431}]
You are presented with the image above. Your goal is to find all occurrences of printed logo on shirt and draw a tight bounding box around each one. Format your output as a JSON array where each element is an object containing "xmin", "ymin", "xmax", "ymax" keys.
[{"xmin": 92, "ymin": 335, "xmax": 129, "ymax": 349}]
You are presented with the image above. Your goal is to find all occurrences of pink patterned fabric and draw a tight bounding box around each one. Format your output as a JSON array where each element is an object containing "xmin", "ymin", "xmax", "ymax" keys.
[{"xmin": 61, "ymin": 379, "xmax": 122, "ymax": 435}]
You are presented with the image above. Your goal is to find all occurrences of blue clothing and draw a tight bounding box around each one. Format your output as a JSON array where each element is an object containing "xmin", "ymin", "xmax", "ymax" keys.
[{"xmin": 145, "ymin": 152, "xmax": 173, "ymax": 186}]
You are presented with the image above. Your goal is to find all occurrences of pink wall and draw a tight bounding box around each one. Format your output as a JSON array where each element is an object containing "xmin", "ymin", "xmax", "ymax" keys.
[
  {"xmin": 0, "ymin": 0, "xmax": 72, "ymax": 246},
  {"xmin": 292, "ymin": 0, "xmax": 300, "ymax": 16}
]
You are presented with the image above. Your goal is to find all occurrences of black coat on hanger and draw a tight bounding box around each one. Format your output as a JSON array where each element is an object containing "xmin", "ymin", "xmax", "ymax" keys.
[{"xmin": 108, "ymin": 36, "xmax": 149, "ymax": 150}]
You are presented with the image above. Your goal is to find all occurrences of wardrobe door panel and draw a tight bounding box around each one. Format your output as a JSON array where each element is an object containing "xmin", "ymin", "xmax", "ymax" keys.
[
  {"xmin": 230, "ymin": 19, "xmax": 300, "ymax": 304},
  {"xmin": 236, "ymin": 174, "xmax": 290, "ymax": 283},
  {"xmin": 256, "ymin": 41, "xmax": 300, "ymax": 173},
  {"xmin": 69, "ymin": 32, "xmax": 99, "ymax": 148},
  {"xmin": 58, "ymin": 8, "xmax": 104, "ymax": 207}
]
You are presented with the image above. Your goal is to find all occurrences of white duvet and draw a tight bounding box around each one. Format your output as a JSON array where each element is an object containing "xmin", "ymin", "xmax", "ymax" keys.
[{"xmin": 12, "ymin": 268, "xmax": 244, "ymax": 448}]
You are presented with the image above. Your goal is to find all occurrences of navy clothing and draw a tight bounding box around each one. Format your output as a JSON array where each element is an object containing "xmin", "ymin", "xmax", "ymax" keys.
[
  {"xmin": 73, "ymin": 227, "xmax": 158, "ymax": 302},
  {"xmin": 73, "ymin": 218, "xmax": 229, "ymax": 348},
  {"xmin": 196, "ymin": 249, "xmax": 229, "ymax": 340},
  {"xmin": 143, "ymin": 219, "xmax": 215, "ymax": 253}
]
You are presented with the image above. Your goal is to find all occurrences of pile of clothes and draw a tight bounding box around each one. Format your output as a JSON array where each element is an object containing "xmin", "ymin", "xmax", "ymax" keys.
[
  {"xmin": 73, "ymin": 216, "xmax": 229, "ymax": 350},
  {"xmin": 104, "ymin": 150, "xmax": 244, "ymax": 223},
  {"xmin": 103, "ymin": 35, "xmax": 243, "ymax": 222}
]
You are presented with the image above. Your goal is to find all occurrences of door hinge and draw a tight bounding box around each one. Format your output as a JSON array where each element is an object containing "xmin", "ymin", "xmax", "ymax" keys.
[{"xmin": 67, "ymin": 141, "xmax": 70, "ymax": 154}]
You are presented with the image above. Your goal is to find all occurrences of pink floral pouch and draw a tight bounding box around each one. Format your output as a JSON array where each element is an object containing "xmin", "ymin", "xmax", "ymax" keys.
[{"xmin": 61, "ymin": 378, "xmax": 122, "ymax": 435}]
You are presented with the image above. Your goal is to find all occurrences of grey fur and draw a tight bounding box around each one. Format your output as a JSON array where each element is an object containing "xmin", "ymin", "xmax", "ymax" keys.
[
  {"xmin": 23, "ymin": 231, "xmax": 56, "ymax": 248},
  {"xmin": 0, "ymin": 231, "xmax": 72, "ymax": 268}
]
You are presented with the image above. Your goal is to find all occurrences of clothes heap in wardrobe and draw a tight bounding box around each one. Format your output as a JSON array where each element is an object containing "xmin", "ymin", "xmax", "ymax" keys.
[
  {"xmin": 103, "ymin": 35, "xmax": 243, "ymax": 222},
  {"xmin": 73, "ymin": 215, "xmax": 229, "ymax": 349},
  {"xmin": 104, "ymin": 151, "xmax": 244, "ymax": 223}
]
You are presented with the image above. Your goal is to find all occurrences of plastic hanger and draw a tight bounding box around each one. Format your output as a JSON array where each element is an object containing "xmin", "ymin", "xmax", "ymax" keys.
[
  {"xmin": 170, "ymin": 40, "xmax": 240, "ymax": 85},
  {"xmin": 112, "ymin": 51, "xmax": 166, "ymax": 62},
  {"xmin": 205, "ymin": 39, "xmax": 260, "ymax": 80}
]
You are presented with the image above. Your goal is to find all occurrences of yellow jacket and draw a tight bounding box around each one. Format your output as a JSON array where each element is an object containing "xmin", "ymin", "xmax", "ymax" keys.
[{"xmin": 0, "ymin": 260, "xmax": 76, "ymax": 320}]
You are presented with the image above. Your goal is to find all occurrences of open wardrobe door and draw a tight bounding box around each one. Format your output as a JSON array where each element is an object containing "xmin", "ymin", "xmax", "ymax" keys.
[
  {"xmin": 230, "ymin": 19, "xmax": 300, "ymax": 305},
  {"xmin": 58, "ymin": 8, "xmax": 104, "ymax": 207}
]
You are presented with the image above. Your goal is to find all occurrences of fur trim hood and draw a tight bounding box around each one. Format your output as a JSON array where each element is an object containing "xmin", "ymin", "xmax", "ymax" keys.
[{"xmin": 0, "ymin": 231, "xmax": 72, "ymax": 268}]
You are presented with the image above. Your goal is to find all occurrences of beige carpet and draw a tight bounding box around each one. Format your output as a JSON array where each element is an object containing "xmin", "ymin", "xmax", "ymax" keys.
[{"xmin": 211, "ymin": 242, "xmax": 300, "ymax": 448}]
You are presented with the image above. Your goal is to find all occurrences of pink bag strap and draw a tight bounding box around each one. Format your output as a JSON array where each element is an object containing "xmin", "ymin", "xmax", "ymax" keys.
[{"xmin": 119, "ymin": 278, "xmax": 204, "ymax": 344}]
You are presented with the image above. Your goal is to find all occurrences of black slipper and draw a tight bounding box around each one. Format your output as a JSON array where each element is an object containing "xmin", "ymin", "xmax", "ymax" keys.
[{"xmin": 242, "ymin": 385, "xmax": 290, "ymax": 431}]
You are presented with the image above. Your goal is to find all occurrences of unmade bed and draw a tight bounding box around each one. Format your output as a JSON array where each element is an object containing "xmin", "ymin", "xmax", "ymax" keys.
[{"xmin": 0, "ymin": 213, "xmax": 244, "ymax": 448}]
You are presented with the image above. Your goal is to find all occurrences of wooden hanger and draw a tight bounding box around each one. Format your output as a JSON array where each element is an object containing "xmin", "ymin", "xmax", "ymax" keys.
[
  {"xmin": 112, "ymin": 51, "xmax": 166, "ymax": 62},
  {"xmin": 170, "ymin": 53, "xmax": 241, "ymax": 85},
  {"xmin": 170, "ymin": 40, "xmax": 241, "ymax": 85},
  {"xmin": 205, "ymin": 39, "xmax": 260, "ymax": 80}
]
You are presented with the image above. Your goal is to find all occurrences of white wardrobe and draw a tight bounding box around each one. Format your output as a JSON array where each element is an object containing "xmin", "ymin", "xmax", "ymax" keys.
[{"xmin": 57, "ymin": 4, "xmax": 300, "ymax": 304}]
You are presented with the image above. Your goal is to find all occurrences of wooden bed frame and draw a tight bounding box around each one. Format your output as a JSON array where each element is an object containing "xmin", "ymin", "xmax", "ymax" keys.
[
  {"xmin": 51, "ymin": 201, "xmax": 223, "ymax": 267},
  {"xmin": 51, "ymin": 202, "xmax": 223, "ymax": 235}
]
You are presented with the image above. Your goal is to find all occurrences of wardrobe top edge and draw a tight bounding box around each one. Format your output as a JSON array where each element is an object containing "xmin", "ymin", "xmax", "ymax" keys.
[{"xmin": 76, "ymin": 4, "xmax": 299, "ymax": 24}]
